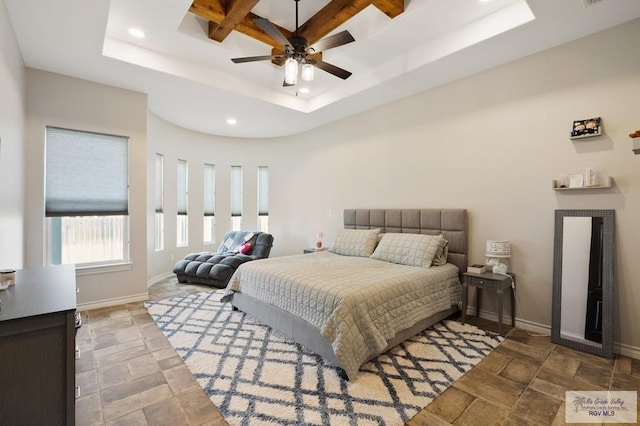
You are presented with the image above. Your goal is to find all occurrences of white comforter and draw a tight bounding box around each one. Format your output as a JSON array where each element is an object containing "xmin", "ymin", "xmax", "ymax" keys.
[{"xmin": 224, "ymin": 251, "xmax": 461, "ymax": 378}]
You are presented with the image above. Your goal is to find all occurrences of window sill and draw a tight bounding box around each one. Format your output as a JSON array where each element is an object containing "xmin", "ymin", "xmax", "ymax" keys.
[{"xmin": 75, "ymin": 262, "xmax": 133, "ymax": 276}]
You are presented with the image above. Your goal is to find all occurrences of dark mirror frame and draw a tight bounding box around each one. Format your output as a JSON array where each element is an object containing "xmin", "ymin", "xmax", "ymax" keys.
[{"xmin": 551, "ymin": 209, "xmax": 615, "ymax": 358}]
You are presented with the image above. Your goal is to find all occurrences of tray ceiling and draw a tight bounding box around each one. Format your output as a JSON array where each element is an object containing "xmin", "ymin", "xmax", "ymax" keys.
[{"xmin": 5, "ymin": 0, "xmax": 640, "ymax": 137}]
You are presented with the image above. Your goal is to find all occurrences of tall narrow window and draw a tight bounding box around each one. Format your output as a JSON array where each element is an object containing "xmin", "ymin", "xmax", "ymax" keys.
[
  {"xmin": 177, "ymin": 159, "xmax": 188, "ymax": 247},
  {"xmin": 203, "ymin": 163, "xmax": 216, "ymax": 244},
  {"xmin": 154, "ymin": 153, "xmax": 164, "ymax": 251},
  {"xmin": 258, "ymin": 166, "xmax": 269, "ymax": 233},
  {"xmin": 230, "ymin": 166, "xmax": 243, "ymax": 231},
  {"xmin": 45, "ymin": 126, "xmax": 129, "ymax": 267}
]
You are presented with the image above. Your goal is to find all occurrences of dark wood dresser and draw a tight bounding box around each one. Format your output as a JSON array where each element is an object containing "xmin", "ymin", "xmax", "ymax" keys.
[{"xmin": 0, "ymin": 265, "xmax": 77, "ymax": 425}]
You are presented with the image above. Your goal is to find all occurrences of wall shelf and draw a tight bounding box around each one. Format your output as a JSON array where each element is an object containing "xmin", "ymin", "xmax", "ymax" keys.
[{"xmin": 552, "ymin": 176, "xmax": 613, "ymax": 191}]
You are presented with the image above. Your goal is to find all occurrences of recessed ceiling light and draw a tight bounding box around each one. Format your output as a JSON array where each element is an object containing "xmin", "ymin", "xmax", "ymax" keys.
[
  {"xmin": 299, "ymin": 87, "xmax": 310, "ymax": 94},
  {"xmin": 128, "ymin": 28, "xmax": 145, "ymax": 38},
  {"xmin": 226, "ymin": 118, "xmax": 237, "ymax": 125}
]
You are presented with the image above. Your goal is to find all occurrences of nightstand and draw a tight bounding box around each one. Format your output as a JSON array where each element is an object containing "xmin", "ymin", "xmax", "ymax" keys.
[
  {"xmin": 303, "ymin": 248, "xmax": 326, "ymax": 254},
  {"xmin": 461, "ymin": 271, "xmax": 515, "ymax": 336}
]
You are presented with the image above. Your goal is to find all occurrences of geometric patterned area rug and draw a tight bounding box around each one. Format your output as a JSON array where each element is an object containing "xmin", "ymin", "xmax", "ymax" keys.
[{"xmin": 146, "ymin": 291, "xmax": 504, "ymax": 425}]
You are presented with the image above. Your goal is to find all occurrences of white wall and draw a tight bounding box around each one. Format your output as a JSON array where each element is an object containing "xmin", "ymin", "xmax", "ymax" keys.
[
  {"xmin": 24, "ymin": 69, "xmax": 148, "ymax": 307},
  {"xmin": 0, "ymin": 0, "xmax": 25, "ymax": 269},
  {"xmin": 148, "ymin": 19, "xmax": 640, "ymax": 352}
]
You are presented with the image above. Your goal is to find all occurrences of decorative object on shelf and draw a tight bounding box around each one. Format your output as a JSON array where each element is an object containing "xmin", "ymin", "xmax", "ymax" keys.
[
  {"xmin": 630, "ymin": 130, "xmax": 640, "ymax": 154},
  {"xmin": 584, "ymin": 165, "xmax": 599, "ymax": 187},
  {"xmin": 485, "ymin": 240, "xmax": 511, "ymax": 274},
  {"xmin": 467, "ymin": 264, "xmax": 486, "ymax": 274},
  {"xmin": 570, "ymin": 117, "xmax": 602, "ymax": 139},
  {"xmin": 569, "ymin": 174, "xmax": 584, "ymax": 188},
  {"xmin": 552, "ymin": 176, "xmax": 613, "ymax": 191},
  {"xmin": 557, "ymin": 174, "xmax": 569, "ymax": 188},
  {"xmin": 316, "ymin": 232, "xmax": 324, "ymax": 249}
]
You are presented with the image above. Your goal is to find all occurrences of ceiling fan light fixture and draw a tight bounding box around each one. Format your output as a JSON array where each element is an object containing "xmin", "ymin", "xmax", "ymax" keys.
[
  {"xmin": 284, "ymin": 58, "xmax": 298, "ymax": 85},
  {"xmin": 232, "ymin": 1, "xmax": 354, "ymax": 87},
  {"xmin": 301, "ymin": 63, "xmax": 314, "ymax": 82}
]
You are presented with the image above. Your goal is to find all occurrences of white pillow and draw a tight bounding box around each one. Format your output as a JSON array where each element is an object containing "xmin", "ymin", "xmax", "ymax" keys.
[
  {"xmin": 370, "ymin": 233, "xmax": 444, "ymax": 268},
  {"xmin": 329, "ymin": 229, "xmax": 380, "ymax": 257}
]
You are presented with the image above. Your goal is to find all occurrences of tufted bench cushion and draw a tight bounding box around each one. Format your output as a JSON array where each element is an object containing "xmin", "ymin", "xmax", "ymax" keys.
[{"xmin": 172, "ymin": 231, "xmax": 274, "ymax": 288}]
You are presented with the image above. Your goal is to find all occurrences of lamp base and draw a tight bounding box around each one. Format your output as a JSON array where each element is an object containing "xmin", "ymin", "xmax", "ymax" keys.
[{"xmin": 492, "ymin": 263, "xmax": 508, "ymax": 274}]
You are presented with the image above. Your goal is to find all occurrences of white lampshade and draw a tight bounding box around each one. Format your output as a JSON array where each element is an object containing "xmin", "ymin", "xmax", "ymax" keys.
[
  {"xmin": 301, "ymin": 63, "xmax": 314, "ymax": 81},
  {"xmin": 284, "ymin": 58, "xmax": 298, "ymax": 85},
  {"xmin": 485, "ymin": 240, "xmax": 511, "ymax": 258}
]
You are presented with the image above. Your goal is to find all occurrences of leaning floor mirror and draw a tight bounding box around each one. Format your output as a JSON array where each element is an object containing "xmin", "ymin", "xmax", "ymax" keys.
[{"xmin": 551, "ymin": 209, "xmax": 615, "ymax": 358}]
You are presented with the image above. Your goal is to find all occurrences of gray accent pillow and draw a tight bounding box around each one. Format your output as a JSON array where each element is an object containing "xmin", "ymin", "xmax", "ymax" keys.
[
  {"xmin": 431, "ymin": 238, "xmax": 449, "ymax": 267},
  {"xmin": 329, "ymin": 229, "xmax": 380, "ymax": 257},
  {"xmin": 370, "ymin": 233, "xmax": 444, "ymax": 268}
]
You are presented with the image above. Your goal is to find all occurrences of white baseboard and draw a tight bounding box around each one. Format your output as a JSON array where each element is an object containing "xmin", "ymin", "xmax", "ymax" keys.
[
  {"xmin": 468, "ymin": 307, "xmax": 640, "ymax": 360},
  {"xmin": 147, "ymin": 272, "xmax": 174, "ymax": 287},
  {"xmin": 77, "ymin": 292, "xmax": 148, "ymax": 311},
  {"xmin": 615, "ymin": 342, "xmax": 640, "ymax": 360},
  {"xmin": 466, "ymin": 307, "xmax": 551, "ymax": 336}
]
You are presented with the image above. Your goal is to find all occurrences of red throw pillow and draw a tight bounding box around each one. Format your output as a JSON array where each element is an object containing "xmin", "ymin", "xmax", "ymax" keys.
[{"xmin": 238, "ymin": 242, "xmax": 253, "ymax": 254}]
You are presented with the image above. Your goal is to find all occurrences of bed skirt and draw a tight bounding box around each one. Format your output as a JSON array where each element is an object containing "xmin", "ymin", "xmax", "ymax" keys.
[{"xmin": 230, "ymin": 292, "xmax": 459, "ymax": 379}]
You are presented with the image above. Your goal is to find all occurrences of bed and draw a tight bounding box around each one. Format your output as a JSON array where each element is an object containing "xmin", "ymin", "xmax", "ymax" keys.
[{"xmin": 223, "ymin": 208, "xmax": 468, "ymax": 379}]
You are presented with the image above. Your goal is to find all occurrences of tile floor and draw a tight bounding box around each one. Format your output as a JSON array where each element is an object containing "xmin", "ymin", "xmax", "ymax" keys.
[{"xmin": 75, "ymin": 278, "xmax": 640, "ymax": 425}]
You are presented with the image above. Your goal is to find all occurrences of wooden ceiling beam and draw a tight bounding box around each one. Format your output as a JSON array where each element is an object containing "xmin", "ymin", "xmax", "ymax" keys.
[
  {"xmin": 297, "ymin": 0, "xmax": 373, "ymax": 45},
  {"xmin": 372, "ymin": 0, "xmax": 404, "ymax": 18},
  {"xmin": 191, "ymin": 0, "xmax": 404, "ymax": 48},
  {"xmin": 235, "ymin": 12, "xmax": 293, "ymax": 49},
  {"xmin": 192, "ymin": 0, "xmax": 293, "ymax": 48},
  {"xmin": 189, "ymin": 0, "xmax": 225, "ymax": 23},
  {"xmin": 208, "ymin": 0, "xmax": 261, "ymax": 42},
  {"xmin": 297, "ymin": 0, "xmax": 405, "ymax": 45}
]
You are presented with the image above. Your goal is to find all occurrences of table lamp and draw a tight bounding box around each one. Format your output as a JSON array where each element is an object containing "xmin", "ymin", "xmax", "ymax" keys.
[{"xmin": 485, "ymin": 240, "xmax": 511, "ymax": 274}]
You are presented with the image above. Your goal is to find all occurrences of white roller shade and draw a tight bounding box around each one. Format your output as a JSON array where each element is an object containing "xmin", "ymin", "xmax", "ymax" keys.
[
  {"xmin": 177, "ymin": 159, "xmax": 188, "ymax": 215},
  {"xmin": 45, "ymin": 126, "xmax": 129, "ymax": 217},
  {"xmin": 230, "ymin": 166, "xmax": 242, "ymax": 217},
  {"xmin": 258, "ymin": 166, "xmax": 269, "ymax": 216},
  {"xmin": 155, "ymin": 153, "xmax": 164, "ymax": 213},
  {"xmin": 204, "ymin": 164, "xmax": 215, "ymax": 217}
]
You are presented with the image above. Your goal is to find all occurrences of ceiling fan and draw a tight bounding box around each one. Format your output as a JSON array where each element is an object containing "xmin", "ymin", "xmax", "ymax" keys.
[{"xmin": 231, "ymin": 0, "xmax": 355, "ymax": 86}]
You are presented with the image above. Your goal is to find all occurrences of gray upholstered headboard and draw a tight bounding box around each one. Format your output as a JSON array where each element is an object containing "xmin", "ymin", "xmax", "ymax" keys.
[{"xmin": 344, "ymin": 209, "xmax": 468, "ymax": 275}]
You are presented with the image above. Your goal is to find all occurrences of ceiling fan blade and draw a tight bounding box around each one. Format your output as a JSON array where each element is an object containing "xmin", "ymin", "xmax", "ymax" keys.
[
  {"xmin": 254, "ymin": 18, "xmax": 291, "ymax": 48},
  {"xmin": 231, "ymin": 55, "xmax": 283, "ymax": 64},
  {"xmin": 314, "ymin": 60, "xmax": 352, "ymax": 80},
  {"xmin": 308, "ymin": 31, "xmax": 355, "ymax": 53}
]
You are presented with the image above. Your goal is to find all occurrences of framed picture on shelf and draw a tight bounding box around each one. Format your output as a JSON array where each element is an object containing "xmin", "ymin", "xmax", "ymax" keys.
[
  {"xmin": 570, "ymin": 117, "xmax": 602, "ymax": 139},
  {"xmin": 569, "ymin": 174, "xmax": 584, "ymax": 188}
]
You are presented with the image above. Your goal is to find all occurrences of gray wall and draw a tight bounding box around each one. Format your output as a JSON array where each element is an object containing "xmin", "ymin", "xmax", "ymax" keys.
[
  {"xmin": 147, "ymin": 19, "xmax": 640, "ymax": 354},
  {"xmin": 24, "ymin": 69, "xmax": 148, "ymax": 308},
  {"xmin": 0, "ymin": 0, "xmax": 25, "ymax": 269}
]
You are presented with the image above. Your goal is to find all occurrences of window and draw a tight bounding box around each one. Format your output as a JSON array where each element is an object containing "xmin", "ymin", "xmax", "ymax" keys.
[
  {"xmin": 45, "ymin": 126, "xmax": 129, "ymax": 267},
  {"xmin": 177, "ymin": 159, "xmax": 188, "ymax": 247},
  {"xmin": 155, "ymin": 153, "xmax": 164, "ymax": 251},
  {"xmin": 230, "ymin": 166, "xmax": 243, "ymax": 231},
  {"xmin": 203, "ymin": 164, "xmax": 216, "ymax": 244},
  {"xmin": 258, "ymin": 166, "xmax": 269, "ymax": 233}
]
